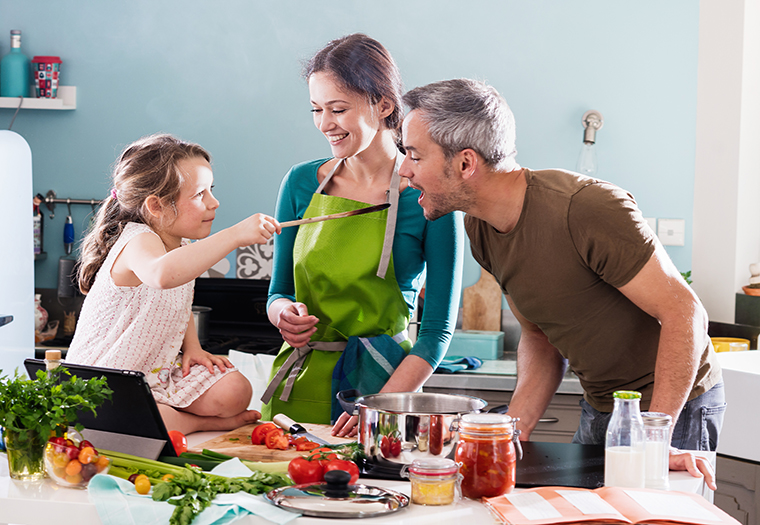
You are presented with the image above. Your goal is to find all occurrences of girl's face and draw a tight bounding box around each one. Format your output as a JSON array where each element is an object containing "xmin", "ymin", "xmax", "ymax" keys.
[
  {"xmin": 308, "ymin": 71, "xmax": 387, "ymax": 159},
  {"xmin": 160, "ymin": 156, "xmax": 219, "ymax": 247}
]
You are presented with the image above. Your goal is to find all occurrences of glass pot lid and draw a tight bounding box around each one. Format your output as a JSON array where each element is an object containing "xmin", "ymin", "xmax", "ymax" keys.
[{"xmin": 265, "ymin": 469, "xmax": 410, "ymax": 519}]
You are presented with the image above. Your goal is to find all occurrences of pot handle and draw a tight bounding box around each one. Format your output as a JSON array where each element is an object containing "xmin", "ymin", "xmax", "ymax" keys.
[
  {"xmin": 336, "ymin": 389, "xmax": 362, "ymax": 416},
  {"xmin": 486, "ymin": 404, "xmax": 509, "ymax": 414}
]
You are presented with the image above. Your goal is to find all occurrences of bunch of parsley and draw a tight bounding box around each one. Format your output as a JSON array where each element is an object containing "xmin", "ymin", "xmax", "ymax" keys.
[
  {"xmin": 152, "ymin": 466, "xmax": 291, "ymax": 525},
  {"xmin": 0, "ymin": 367, "xmax": 112, "ymax": 466}
]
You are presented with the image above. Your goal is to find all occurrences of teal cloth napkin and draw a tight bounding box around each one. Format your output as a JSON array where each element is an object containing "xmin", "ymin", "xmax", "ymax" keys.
[
  {"xmin": 435, "ymin": 356, "xmax": 483, "ymax": 373},
  {"xmin": 88, "ymin": 467, "xmax": 299, "ymax": 525}
]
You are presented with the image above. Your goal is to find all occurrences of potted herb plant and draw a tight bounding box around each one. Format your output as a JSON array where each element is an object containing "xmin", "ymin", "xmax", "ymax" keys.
[{"xmin": 0, "ymin": 367, "xmax": 112, "ymax": 481}]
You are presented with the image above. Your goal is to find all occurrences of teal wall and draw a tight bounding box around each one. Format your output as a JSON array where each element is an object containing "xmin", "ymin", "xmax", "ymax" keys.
[{"xmin": 1, "ymin": 0, "xmax": 699, "ymax": 290}]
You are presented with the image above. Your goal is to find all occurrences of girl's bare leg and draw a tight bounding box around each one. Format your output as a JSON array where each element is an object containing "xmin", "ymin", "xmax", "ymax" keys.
[{"xmin": 157, "ymin": 371, "xmax": 261, "ymax": 435}]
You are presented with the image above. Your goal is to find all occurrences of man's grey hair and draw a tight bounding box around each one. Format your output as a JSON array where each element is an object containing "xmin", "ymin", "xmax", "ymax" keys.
[{"xmin": 403, "ymin": 79, "xmax": 517, "ymax": 172}]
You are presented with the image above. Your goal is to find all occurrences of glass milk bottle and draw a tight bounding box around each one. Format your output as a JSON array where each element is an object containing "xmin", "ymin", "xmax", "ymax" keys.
[
  {"xmin": 642, "ymin": 412, "xmax": 672, "ymax": 490},
  {"xmin": 605, "ymin": 390, "xmax": 646, "ymax": 488}
]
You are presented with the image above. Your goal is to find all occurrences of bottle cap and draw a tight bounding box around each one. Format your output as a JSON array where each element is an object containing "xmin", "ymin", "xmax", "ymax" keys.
[
  {"xmin": 11, "ymin": 30, "xmax": 21, "ymax": 35},
  {"xmin": 612, "ymin": 390, "xmax": 641, "ymax": 400},
  {"xmin": 45, "ymin": 349, "xmax": 62, "ymax": 360}
]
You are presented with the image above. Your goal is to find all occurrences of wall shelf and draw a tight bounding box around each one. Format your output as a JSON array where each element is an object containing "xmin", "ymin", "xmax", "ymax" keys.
[{"xmin": 0, "ymin": 86, "xmax": 76, "ymax": 110}]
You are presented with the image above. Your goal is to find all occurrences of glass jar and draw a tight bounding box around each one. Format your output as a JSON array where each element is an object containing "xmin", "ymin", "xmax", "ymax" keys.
[
  {"xmin": 641, "ymin": 412, "xmax": 672, "ymax": 490},
  {"xmin": 605, "ymin": 390, "xmax": 646, "ymax": 488},
  {"xmin": 454, "ymin": 413, "xmax": 518, "ymax": 499},
  {"xmin": 406, "ymin": 458, "xmax": 459, "ymax": 505}
]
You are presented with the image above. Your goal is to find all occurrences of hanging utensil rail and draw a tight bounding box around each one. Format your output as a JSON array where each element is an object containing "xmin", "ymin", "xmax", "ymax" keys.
[{"xmin": 41, "ymin": 190, "xmax": 104, "ymax": 219}]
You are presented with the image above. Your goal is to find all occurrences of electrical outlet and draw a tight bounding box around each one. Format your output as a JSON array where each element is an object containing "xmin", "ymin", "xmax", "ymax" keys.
[{"xmin": 658, "ymin": 219, "xmax": 685, "ymax": 246}]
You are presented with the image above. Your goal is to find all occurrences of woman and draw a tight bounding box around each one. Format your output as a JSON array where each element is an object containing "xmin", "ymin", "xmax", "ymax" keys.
[{"xmin": 261, "ymin": 34, "xmax": 463, "ymax": 436}]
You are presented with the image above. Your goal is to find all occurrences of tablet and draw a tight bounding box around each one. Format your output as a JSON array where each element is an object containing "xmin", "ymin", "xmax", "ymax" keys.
[{"xmin": 24, "ymin": 359, "xmax": 176, "ymax": 458}]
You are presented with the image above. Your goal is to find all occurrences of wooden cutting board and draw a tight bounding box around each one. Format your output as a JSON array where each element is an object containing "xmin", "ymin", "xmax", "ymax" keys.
[
  {"xmin": 462, "ymin": 267, "xmax": 503, "ymax": 331},
  {"xmin": 189, "ymin": 422, "xmax": 354, "ymax": 462}
]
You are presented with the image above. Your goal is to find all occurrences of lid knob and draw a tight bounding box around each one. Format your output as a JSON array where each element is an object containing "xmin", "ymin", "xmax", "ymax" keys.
[{"xmin": 323, "ymin": 469, "xmax": 351, "ymax": 498}]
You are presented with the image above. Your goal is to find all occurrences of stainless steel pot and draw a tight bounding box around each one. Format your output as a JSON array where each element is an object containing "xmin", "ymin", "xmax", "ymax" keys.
[
  {"xmin": 338, "ymin": 390, "xmax": 499, "ymax": 467},
  {"xmin": 192, "ymin": 305, "xmax": 212, "ymax": 344}
]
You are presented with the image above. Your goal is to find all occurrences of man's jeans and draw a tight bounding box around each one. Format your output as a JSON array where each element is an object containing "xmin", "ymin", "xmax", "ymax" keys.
[{"xmin": 571, "ymin": 382, "xmax": 726, "ymax": 451}]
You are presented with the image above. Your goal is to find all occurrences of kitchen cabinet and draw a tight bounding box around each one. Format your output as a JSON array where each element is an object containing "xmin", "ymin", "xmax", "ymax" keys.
[
  {"xmin": 714, "ymin": 455, "xmax": 760, "ymax": 525},
  {"xmin": 423, "ymin": 382, "xmax": 583, "ymax": 443},
  {"xmin": 0, "ymin": 86, "xmax": 76, "ymax": 110}
]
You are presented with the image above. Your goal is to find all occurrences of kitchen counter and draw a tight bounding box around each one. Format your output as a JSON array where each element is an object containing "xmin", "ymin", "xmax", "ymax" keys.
[
  {"xmin": 426, "ymin": 353, "xmax": 584, "ymax": 395},
  {"xmin": 0, "ymin": 431, "xmax": 714, "ymax": 525}
]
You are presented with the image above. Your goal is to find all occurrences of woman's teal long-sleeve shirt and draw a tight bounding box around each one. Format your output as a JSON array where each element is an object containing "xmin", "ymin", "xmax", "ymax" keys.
[{"xmin": 267, "ymin": 158, "xmax": 464, "ymax": 369}]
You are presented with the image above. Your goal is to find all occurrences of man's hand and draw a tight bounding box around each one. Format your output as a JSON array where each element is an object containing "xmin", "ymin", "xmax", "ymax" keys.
[{"xmin": 669, "ymin": 448, "xmax": 716, "ymax": 490}]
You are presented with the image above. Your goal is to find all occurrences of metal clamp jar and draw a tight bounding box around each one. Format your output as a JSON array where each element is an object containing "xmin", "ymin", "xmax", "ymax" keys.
[
  {"xmin": 402, "ymin": 458, "xmax": 460, "ymax": 506},
  {"xmin": 454, "ymin": 413, "xmax": 519, "ymax": 499}
]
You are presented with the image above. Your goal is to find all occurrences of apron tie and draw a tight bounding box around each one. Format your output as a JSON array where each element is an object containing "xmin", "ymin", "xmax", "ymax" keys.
[
  {"xmin": 261, "ymin": 330, "xmax": 409, "ymax": 405},
  {"xmin": 261, "ymin": 341, "xmax": 346, "ymax": 404}
]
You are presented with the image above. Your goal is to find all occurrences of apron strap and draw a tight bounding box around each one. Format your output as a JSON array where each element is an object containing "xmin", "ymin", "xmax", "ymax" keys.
[
  {"xmin": 260, "ymin": 340, "xmax": 347, "ymax": 404},
  {"xmin": 260, "ymin": 329, "xmax": 409, "ymax": 405},
  {"xmin": 377, "ymin": 154, "xmax": 402, "ymax": 279},
  {"xmin": 315, "ymin": 158, "xmax": 343, "ymax": 194}
]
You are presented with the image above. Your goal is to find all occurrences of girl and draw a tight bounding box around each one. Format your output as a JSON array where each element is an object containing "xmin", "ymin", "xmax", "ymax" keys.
[
  {"xmin": 262, "ymin": 34, "xmax": 464, "ymax": 436},
  {"xmin": 67, "ymin": 134, "xmax": 280, "ymax": 435}
]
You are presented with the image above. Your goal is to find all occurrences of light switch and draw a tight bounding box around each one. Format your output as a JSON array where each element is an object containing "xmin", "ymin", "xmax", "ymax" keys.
[
  {"xmin": 658, "ymin": 218, "xmax": 685, "ymax": 246},
  {"xmin": 644, "ymin": 217, "xmax": 657, "ymax": 233}
]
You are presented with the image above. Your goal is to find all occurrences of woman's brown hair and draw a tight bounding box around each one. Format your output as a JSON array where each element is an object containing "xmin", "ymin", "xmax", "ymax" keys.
[
  {"xmin": 77, "ymin": 134, "xmax": 210, "ymax": 293},
  {"xmin": 303, "ymin": 33, "xmax": 404, "ymax": 145}
]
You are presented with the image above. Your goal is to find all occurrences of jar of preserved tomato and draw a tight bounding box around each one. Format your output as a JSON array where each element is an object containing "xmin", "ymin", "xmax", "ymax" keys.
[
  {"xmin": 404, "ymin": 457, "xmax": 460, "ymax": 505},
  {"xmin": 454, "ymin": 413, "xmax": 519, "ymax": 499}
]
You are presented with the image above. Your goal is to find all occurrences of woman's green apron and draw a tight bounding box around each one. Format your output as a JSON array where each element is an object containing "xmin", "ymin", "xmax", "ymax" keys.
[{"xmin": 261, "ymin": 156, "xmax": 411, "ymax": 424}]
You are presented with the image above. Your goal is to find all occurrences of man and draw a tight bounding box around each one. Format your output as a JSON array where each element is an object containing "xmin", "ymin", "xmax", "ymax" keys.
[{"xmin": 400, "ymin": 78, "xmax": 724, "ymax": 487}]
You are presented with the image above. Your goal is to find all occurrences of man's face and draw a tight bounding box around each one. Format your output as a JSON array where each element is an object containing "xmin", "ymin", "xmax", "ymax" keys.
[{"xmin": 400, "ymin": 110, "xmax": 465, "ymax": 221}]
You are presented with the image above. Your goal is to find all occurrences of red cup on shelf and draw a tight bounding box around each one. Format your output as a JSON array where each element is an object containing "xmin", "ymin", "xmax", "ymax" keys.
[{"xmin": 31, "ymin": 56, "xmax": 62, "ymax": 98}]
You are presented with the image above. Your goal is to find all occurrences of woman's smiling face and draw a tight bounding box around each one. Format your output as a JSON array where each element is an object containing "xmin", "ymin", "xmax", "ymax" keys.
[{"xmin": 308, "ymin": 71, "xmax": 385, "ymax": 159}]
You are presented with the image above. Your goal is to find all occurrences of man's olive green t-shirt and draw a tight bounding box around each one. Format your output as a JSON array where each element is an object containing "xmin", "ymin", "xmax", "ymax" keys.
[{"xmin": 465, "ymin": 169, "xmax": 720, "ymax": 412}]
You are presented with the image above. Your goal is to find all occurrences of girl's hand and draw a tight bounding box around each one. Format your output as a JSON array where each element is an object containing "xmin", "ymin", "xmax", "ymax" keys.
[
  {"xmin": 181, "ymin": 346, "xmax": 233, "ymax": 377},
  {"xmin": 234, "ymin": 213, "xmax": 280, "ymax": 247},
  {"xmin": 275, "ymin": 301, "xmax": 319, "ymax": 348}
]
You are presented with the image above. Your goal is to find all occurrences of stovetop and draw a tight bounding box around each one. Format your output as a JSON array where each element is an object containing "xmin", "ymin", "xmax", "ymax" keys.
[{"xmin": 194, "ymin": 277, "xmax": 284, "ymax": 355}]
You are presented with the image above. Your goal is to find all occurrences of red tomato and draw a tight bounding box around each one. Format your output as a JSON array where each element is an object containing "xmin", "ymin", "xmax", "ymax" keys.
[
  {"xmin": 251, "ymin": 423, "xmax": 278, "ymax": 445},
  {"xmin": 307, "ymin": 447, "xmax": 338, "ymax": 467},
  {"xmin": 168, "ymin": 430, "xmax": 188, "ymax": 455},
  {"xmin": 380, "ymin": 435, "xmax": 390, "ymax": 457},
  {"xmin": 295, "ymin": 441, "xmax": 321, "ymax": 452},
  {"xmin": 389, "ymin": 437, "xmax": 401, "ymax": 457},
  {"xmin": 265, "ymin": 428, "xmax": 290, "ymax": 450},
  {"xmin": 380, "ymin": 435, "xmax": 401, "ymax": 458},
  {"xmin": 324, "ymin": 459, "xmax": 360, "ymax": 484},
  {"xmin": 288, "ymin": 456, "xmax": 324, "ymax": 484}
]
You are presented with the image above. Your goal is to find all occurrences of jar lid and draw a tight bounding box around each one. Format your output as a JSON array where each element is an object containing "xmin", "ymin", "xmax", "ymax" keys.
[
  {"xmin": 459, "ymin": 412, "xmax": 515, "ymax": 435},
  {"xmin": 45, "ymin": 349, "xmax": 61, "ymax": 360},
  {"xmin": 409, "ymin": 458, "xmax": 458, "ymax": 476},
  {"xmin": 613, "ymin": 390, "xmax": 641, "ymax": 400},
  {"xmin": 641, "ymin": 412, "xmax": 672, "ymax": 426}
]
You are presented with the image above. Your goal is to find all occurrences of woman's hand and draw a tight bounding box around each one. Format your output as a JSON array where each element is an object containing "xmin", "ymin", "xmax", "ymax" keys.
[
  {"xmin": 271, "ymin": 300, "xmax": 319, "ymax": 348},
  {"xmin": 332, "ymin": 412, "xmax": 359, "ymax": 437},
  {"xmin": 668, "ymin": 448, "xmax": 716, "ymax": 490},
  {"xmin": 181, "ymin": 345, "xmax": 233, "ymax": 377}
]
